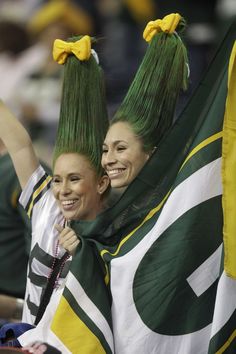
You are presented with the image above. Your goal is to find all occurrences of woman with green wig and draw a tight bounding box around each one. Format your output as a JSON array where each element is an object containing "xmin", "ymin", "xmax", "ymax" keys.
[
  {"xmin": 102, "ymin": 13, "xmax": 189, "ymax": 191},
  {"xmin": 0, "ymin": 34, "xmax": 110, "ymax": 349}
]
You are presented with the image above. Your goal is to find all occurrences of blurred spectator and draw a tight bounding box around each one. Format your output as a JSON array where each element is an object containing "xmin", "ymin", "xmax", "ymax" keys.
[
  {"xmin": 0, "ymin": 139, "xmax": 31, "ymax": 322},
  {"xmin": 28, "ymin": 0, "xmax": 93, "ymax": 36},
  {"xmin": 0, "ymin": 138, "xmax": 51, "ymax": 324},
  {"xmin": 22, "ymin": 341, "xmax": 61, "ymax": 353},
  {"xmin": 0, "ymin": 20, "xmax": 49, "ymax": 113},
  {"xmin": 0, "ymin": 0, "xmax": 41, "ymax": 24},
  {"xmin": 0, "ymin": 296, "xmax": 24, "ymax": 325},
  {"xmin": 216, "ymin": 0, "xmax": 236, "ymax": 20},
  {"xmin": 216, "ymin": 0, "xmax": 236, "ymax": 37},
  {"xmin": 0, "ymin": 340, "xmax": 61, "ymax": 353}
]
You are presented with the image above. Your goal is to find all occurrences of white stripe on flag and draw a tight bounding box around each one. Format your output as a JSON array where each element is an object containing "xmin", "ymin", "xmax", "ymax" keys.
[
  {"xmin": 66, "ymin": 271, "xmax": 114, "ymax": 352},
  {"xmin": 187, "ymin": 244, "xmax": 223, "ymax": 296}
]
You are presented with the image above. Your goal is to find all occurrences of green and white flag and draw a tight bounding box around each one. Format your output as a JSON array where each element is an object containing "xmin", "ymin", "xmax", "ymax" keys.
[{"xmin": 50, "ymin": 20, "xmax": 236, "ymax": 354}]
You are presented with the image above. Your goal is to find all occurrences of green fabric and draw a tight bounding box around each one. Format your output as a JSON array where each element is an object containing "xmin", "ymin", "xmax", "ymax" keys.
[{"xmin": 0, "ymin": 154, "xmax": 30, "ymax": 298}]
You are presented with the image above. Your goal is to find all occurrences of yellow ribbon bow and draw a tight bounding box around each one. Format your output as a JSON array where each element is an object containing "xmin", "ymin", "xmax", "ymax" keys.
[
  {"xmin": 53, "ymin": 35, "xmax": 91, "ymax": 64},
  {"xmin": 143, "ymin": 13, "xmax": 182, "ymax": 42}
]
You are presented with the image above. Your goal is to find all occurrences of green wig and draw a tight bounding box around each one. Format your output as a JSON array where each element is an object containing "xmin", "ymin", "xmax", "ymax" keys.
[
  {"xmin": 112, "ymin": 13, "xmax": 189, "ymax": 152},
  {"xmin": 53, "ymin": 35, "xmax": 109, "ymax": 176}
]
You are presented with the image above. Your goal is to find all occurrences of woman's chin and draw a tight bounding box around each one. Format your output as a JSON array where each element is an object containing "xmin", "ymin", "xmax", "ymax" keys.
[
  {"xmin": 110, "ymin": 181, "xmax": 128, "ymax": 193},
  {"xmin": 111, "ymin": 179, "xmax": 125, "ymax": 188}
]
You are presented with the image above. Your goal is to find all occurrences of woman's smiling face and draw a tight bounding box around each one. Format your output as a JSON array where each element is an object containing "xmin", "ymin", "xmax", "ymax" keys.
[
  {"xmin": 102, "ymin": 121, "xmax": 150, "ymax": 189},
  {"xmin": 52, "ymin": 153, "xmax": 109, "ymax": 221}
]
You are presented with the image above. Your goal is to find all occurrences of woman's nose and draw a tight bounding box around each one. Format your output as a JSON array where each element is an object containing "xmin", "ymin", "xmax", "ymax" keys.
[
  {"xmin": 104, "ymin": 150, "xmax": 117, "ymax": 164},
  {"xmin": 60, "ymin": 180, "xmax": 71, "ymax": 194}
]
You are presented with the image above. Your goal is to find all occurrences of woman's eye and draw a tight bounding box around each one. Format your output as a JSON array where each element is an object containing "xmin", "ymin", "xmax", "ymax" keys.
[
  {"xmin": 52, "ymin": 178, "xmax": 60, "ymax": 184},
  {"xmin": 102, "ymin": 148, "xmax": 108, "ymax": 153},
  {"xmin": 117, "ymin": 146, "xmax": 126, "ymax": 151},
  {"xmin": 70, "ymin": 176, "xmax": 80, "ymax": 182}
]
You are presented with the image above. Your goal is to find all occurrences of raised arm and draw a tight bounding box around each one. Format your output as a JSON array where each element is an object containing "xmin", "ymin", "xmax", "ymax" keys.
[{"xmin": 0, "ymin": 100, "xmax": 39, "ymax": 189}]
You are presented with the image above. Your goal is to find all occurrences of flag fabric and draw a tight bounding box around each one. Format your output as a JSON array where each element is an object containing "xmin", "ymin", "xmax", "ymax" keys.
[
  {"xmin": 222, "ymin": 40, "xmax": 236, "ymax": 279},
  {"xmin": 208, "ymin": 40, "xmax": 236, "ymax": 354},
  {"xmin": 49, "ymin": 20, "xmax": 236, "ymax": 354}
]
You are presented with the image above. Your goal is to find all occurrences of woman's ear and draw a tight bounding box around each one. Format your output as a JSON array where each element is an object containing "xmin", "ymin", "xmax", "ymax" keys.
[{"xmin": 97, "ymin": 174, "xmax": 110, "ymax": 195}]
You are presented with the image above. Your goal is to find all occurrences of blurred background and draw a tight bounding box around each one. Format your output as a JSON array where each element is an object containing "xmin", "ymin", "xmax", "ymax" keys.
[{"xmin": 0, "ymin": 0, "xmax": 235, "ymax": 167}]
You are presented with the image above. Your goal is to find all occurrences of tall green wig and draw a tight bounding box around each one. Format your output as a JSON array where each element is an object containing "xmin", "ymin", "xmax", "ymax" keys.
[
  {"xmin": 112, "ymin": 13, "xmax": 189, "ymax": 152},
  {"xmin": 52, "ymin": 35, "xmax": 109, "ymax": 176}
]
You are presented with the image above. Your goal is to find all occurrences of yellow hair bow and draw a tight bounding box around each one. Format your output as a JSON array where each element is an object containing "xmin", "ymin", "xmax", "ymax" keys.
[
  {"xmin": 143, "ymin": 13, "xmax": 181, "ymax": 42},
  {"xmin": 53, "ymin": 35, "xmax": 91, "ymax": 64}
]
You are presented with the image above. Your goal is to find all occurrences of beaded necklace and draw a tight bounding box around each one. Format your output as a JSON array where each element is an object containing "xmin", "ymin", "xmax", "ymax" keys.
[
  {"xmin": 35, "ymin": 219, "xmax": 71, "ymax": 325},
  {"xmin": 47, "ymin": 218, "xmax": 70, "ymax": 289}
]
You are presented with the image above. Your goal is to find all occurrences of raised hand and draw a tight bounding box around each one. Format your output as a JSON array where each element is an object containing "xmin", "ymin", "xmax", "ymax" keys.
[{"xmin": 54, "ymin": 224, "xmax": 80, "ymax": 256}]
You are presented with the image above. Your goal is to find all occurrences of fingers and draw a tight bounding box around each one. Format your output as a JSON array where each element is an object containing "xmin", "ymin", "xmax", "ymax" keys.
[
  {"xmin": 54, "ymin": 223, "xmax": 64, "ymax": 233},
  {"xmin": 65, "ymin": 239, "xmax": 80, "ymax": 256},
  {"xmin": 55, "ymin": 224, "xmax": 80, "ymax": 256},
  {"xmin": 59, "ymin": 228, "xmax": 77, "ymax": 247}
]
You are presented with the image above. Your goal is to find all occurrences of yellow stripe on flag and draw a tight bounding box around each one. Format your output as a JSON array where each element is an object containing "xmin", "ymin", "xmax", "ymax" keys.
[
  {"xmin": 51, "ymin": 296, "xmax": 106, "ymax": 354},
  {"xmin": 222, "ymin": 41, "xmax": 236, "ymax": 278},
  {"xmin": 215, "ymin": 329, "xmax": 236, "ymax": 354},
  {"xmin": 180, "ymin": 132, "xmax": 223, "ymax": 170}
]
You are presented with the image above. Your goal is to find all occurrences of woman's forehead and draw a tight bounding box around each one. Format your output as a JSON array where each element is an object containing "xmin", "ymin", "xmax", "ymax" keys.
[
  {"xmin": 105, "ymin": 121, "xmax": 136, "ymax": 143},
  {"xmin": 54, "ymin": 153, "xmax": 94, "ymax": 174}
]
